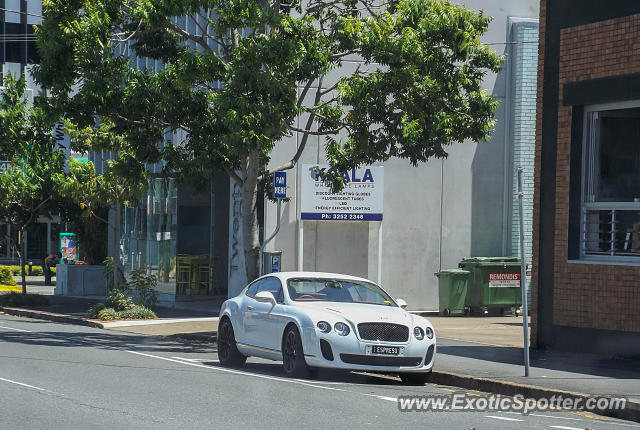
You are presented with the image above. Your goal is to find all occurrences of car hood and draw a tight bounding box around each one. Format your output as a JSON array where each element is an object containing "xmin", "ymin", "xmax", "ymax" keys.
[{"xmin": 294, "ymin": 301, "xmax": 413, "ymax": 326}]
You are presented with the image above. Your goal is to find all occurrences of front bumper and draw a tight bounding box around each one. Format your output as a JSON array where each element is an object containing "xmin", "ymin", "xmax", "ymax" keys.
[{"xmin": 302, "ymin": 327, "xmax": 436, "ymax": 372}]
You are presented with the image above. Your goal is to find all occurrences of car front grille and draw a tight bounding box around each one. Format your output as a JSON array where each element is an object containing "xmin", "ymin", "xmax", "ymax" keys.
[
  {"xmin": 357, "ymin": 323, "xmax": 409, "ymax": 342},
  {"xmin": 339, "ymin": 354, "xmax": 422, "ymax": 367}
]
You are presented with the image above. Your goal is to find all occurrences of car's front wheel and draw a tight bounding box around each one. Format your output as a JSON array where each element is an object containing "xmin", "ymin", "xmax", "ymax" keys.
[
  {"xmin": 399, "ymin": 371, "xmax": 432, "ymax": 385},
  {"xmin": 217, "ymin": 317, "xmax": 247, "ymax": 367},
  {"xmin": 282, "ymin": 325, "xmax": 311, "ymax": 378}
]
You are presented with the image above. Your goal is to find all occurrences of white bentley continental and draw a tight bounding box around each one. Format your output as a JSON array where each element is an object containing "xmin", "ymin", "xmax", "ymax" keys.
[{"xmin": 217, "ymin": 272, "xmax": 436, "ymax": 384}]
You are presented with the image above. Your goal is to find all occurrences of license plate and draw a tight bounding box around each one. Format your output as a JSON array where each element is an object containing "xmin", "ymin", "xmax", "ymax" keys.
[{"xmin": 371, "ymin": 345, "xmax": 399, "ymax": 355}]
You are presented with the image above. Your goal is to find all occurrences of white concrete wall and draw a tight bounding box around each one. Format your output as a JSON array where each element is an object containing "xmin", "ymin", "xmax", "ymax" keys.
[{"xmin": 264, "ymin": 0, "xmax": 539, "ymax": 311}]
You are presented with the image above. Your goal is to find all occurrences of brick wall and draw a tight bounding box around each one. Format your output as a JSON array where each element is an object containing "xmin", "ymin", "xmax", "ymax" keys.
[{"xmin": 533, "ymin": 10, "xmax": 640, "ymax": 339}]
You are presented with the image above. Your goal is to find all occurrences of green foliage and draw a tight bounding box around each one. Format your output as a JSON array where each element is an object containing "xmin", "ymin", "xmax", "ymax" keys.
[
  {"xmin": 105, "ymin": 287, "xmax": 134, "ymax": 312},
  {"xmin": 128, "ymin": 268, "xmax": 158, "ymax": 309},
  {"xmin": 0, "ymin": 265, "xmax": 53, "ymax": 277},
  {"xmin": 90, "ymin": 260, "xmax": 159, "ymax": 320},
  {"xmin": 87, "ymin": 302, "xmax": 106, "ymax": 318},
  {"xmin": 103, "ymin": 257, "xmax": 126, "ymax": 290},
  {"xmin": 118, "ymin": 304, "xmax": 157, "ymax": 320},
  {"xmin": 0, "ymin": 267, "xmax": 17, "ymax": 286},
  {"xmin": 97, "ymin": 307, "xmax": 120, "ymax": 321},
  {"xmin": 0, "ymin": 292, "xmax": 49, "ymax": 307},
  {"xmin": 36, "ymin": 0, "xmax": 504, "ymax": 279},
  {"xmin": 89, "ymin": 302, "xmax": 156, "ymax": 320}
]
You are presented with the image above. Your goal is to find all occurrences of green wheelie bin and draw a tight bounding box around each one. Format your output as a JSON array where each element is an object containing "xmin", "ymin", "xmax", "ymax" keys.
[
  {"xmin": 458, "ymin": 257, "xmax": 522, "ymax": 316},
  {"xmin": 435, "ymin": 269, "xmax": 470, "ymax": 316}
]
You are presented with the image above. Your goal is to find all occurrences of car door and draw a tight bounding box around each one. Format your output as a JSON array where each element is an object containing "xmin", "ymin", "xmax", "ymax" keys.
[
  {"xmin": 248, "ymin": 277, "xmax": 288, "ymax": 351},
  {"xmin": 237, "ymin": 279, "xmax": 263, "ymax": 346}
]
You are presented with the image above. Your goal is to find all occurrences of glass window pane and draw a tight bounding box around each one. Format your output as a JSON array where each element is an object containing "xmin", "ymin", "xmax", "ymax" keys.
[{"xmin": 586, "ymin": 107, "xmax": 640, "ymax": 202}]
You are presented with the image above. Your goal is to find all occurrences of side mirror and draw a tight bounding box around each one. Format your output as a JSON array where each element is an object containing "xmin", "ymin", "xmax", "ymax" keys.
[
  {"xmin": 255, "ymin": 290, "xmax": 276, "ymax": 305},
  {"xmin": 396, "ymin": 298, "xmax": 407, "ymax": 309}
]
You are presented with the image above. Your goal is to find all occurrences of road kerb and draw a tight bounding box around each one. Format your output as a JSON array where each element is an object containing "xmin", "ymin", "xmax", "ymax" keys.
[
  {"xmin": 0, "ymin": 306, "xmax": 105, "ymax": 329},
  {"xmin": 430, "ymin": 370, "xmax": 640, "ymax": 423}
]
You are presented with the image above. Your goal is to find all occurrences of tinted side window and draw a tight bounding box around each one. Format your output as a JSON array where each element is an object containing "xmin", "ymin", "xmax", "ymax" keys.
[
  {"xmin": 246, "ymin": 280, "xmax": 263, "ymax": 297},
  {"xmin": 256, "ymin": 277, "xmax": 284, "ymax": 304}
]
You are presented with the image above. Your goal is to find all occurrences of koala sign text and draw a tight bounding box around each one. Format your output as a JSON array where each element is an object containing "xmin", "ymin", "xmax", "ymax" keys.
[{"xmin": 300, "ymin": 164, "xmax": 383, "ymax": 221}]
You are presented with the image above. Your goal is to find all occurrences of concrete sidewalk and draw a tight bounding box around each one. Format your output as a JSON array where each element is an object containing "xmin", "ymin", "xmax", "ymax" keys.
[{"xmin": 1, "ymin": 296, "xmax": 638, "ymax": 422}]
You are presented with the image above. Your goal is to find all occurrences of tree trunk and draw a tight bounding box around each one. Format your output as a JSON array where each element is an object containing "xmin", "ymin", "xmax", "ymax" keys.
[
  {"xmin": 241, "ymin": 149, "xmax": 261, "ymax": 282},
  {"xmin": 19, "ymin": 230, "xmax": 26, "ymax": 294},
  {"xmin": 112, "ymin": 197, "xmax": 120, "ymax": 289}
]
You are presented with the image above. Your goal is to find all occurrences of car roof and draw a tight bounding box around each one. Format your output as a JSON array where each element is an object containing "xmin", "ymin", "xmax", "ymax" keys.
[{"xmin": 258, "ymin": 271, "xmax": 375, "ymax": 284}]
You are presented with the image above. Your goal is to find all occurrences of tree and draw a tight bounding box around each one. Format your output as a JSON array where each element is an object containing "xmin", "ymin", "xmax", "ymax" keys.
[
  {"xmin": 35, "ymin": 0, "xmax": 503, "ymax": 282},
  {"xmin": 0, "ymin": 75, "xmax": 65, "ymax": 293},
  {"xmin": 58, "ymin": 145, "xmax": 147, "ymax": 286}
]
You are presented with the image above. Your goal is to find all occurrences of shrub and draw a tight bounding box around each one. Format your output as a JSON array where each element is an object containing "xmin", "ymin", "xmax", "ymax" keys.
[
  {"xmin": 105, "ymin": 288, "xmax": 134, "ymax": 312},
  {"xmin": 97, "ymin": 307, "xmax": 119, "ymax": 321},
  {"xmin": 87, "ymin": 302, "xmax": 106, "ymax": 318},
  {"xmin": 0, "ymin": 267, "xmax": 17, "ymax": 286},
  {"xmin": 103, "ymin": 257, "xmax": 125, "ymax": 289},
  {"xmin": 0, "ymin": 265, "xmax": 53, "ymax": 277},
  {"xmin": 0, "ymin": 292, "xmax": 49, "ymax": 307},
  {"xmin": 128, "ymin": 268, "xmax": 158, "ymax": 309},
  {"xmin": 118, "ymin": 304, "xmax": 156, "ymax": 320}
]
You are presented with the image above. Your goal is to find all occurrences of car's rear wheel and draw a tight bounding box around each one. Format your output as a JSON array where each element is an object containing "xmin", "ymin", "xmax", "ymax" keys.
[
  {"xmin": 399, "ymin": 371, "xmax": 432, "ymax": 385},
  {"xmin": 282, "ymin": 325, "xmax": 311, "ymax": 378},
  {"xmin": 217, "ymin": 317, "xmax": 247, "ymax": 367}
]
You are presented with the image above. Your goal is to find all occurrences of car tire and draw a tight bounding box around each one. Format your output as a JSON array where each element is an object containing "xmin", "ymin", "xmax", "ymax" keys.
[
  {"xmin": 282, "ymin": 325, "xmax": 311, "ymax": 378},
  {"xmin": 399, "ymin": 372, "xmax": 432, "ymax": 385},
  {"xmin": 217, "ymin": 317, "xmax": 247, "ymax": 367}
]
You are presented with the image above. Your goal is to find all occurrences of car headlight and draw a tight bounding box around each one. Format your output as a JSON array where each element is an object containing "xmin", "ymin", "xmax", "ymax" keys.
[
  {"xmin": 425, "ymin": 327, "xmax": 434, "ymax": 339},
  {"xmin": 413, "ymin": 327, "xmax": 425, "ymax": 340},
  {"xmin": 334, "ymin": 322, "xmax": 350, "ymax": 336},
  {"xmin": 317, "ymin": 321, "xmax": 331, "ymax": 333}
]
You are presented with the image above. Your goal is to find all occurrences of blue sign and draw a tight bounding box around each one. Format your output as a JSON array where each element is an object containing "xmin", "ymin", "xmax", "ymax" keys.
[
  {"xmin": 274, "ymin": 172, "xmax": 287, "ymax": 199},
  {"xmin": 271, "ymin": 254, "xmax": 280, "ymax": 272}
]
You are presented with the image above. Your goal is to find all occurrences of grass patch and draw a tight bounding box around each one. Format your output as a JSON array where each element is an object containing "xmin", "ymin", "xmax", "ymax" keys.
[{"xmin": 0, "ymin": 292, "xmax": 50, "ymax": 307}]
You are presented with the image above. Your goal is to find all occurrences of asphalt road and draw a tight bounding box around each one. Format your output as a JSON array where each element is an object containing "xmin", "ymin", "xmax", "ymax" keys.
[{"xmin": 0, "ymin": 314, "xmax": 637, "ymax": 430}]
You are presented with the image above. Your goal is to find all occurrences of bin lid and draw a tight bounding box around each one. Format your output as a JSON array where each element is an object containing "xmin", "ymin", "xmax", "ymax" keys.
[
  {"xmin": 435, "ymin": 269, "xmax": 470, "ymax": 277},
  {"xmin": 459, "ymin": 257, "xmax": 520, "ymax": 265}
]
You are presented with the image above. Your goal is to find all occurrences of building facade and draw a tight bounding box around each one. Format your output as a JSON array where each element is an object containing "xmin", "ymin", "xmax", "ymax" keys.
[
  {"xmin": 532, "ymin": 0, "xmax": 640, "ymax": 358},
  {"xmin": 0, "ymin": 0, "xmax": 60, "ymax": 263},
  {"xmin": 263, "ymin": 0, "xmax": 540, "ymax": 311}
]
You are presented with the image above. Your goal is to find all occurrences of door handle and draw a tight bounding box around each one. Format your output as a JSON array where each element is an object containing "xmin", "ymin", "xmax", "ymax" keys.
[{"xmin": 247, "ymin": 306, "xmax": 253, "ymax": 311}]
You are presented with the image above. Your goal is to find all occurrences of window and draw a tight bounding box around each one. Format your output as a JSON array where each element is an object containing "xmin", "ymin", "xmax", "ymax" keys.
[
  {"xmin": 246, "ymin": 277, "xmax": 284, "ymax": 303},
  {"xmin": 581, "ymin": 102, "xmax": 640, "ymax": 259}
]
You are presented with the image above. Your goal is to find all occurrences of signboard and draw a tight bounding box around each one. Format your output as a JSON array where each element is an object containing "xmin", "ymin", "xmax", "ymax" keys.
[
  {"xmin": 488, "ymin": 273, "xmax": 520, "ymax": 288},
  {"xmin": 59, "ymin": 233, "xmax": 77, "ymax": 263},
  {"xmin": 0, "ymin": 161, "xmax": 9, "ymax": 174},
  {"xmin": 271, "ymin": 254, "xmax": 281, "ymax": 272},
  {"xmin": 301, "ymin": 164, "xmax": 383, "ymax": 221},
  {"xmin": 274, "ymin": 171, "xmax": 287, "ymax": 199}
]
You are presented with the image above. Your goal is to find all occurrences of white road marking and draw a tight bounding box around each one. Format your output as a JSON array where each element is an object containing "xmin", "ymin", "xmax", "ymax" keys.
[
  {"xmin": 0, "ymin": 377, "xmax": 58, "ymax": 394},
  {"xmin": 485, "ymin": 415, "xmax": 524, "ymax": 422},
  {"xmin": 549, "ymin": 426, "xmax": 583, "ymax": 430},
  {"xmin": 128, "ymin": 350, "xmax": 397, "ymax": 403},
  {"xmin": 0, "ymin": 325, "xmax": 32, "ymax": 333},
  {"xmin": 171, "ymin": 357, "xmax": 218, "ymax": 363}
]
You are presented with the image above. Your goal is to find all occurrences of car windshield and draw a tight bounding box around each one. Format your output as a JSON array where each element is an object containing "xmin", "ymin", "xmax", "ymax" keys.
[{"xmin": 287, "ymin": 278, "xmax": 396, "ymax": 306}]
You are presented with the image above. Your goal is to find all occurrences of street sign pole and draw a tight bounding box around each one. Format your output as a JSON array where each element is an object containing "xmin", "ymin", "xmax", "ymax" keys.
[
  {"xmin": 259, "ymin": 172, "xmax": 286, "ymax": 276},
  {"xmin": 517, "ymin": 166, "xmax": 530, "ymax": 377}
]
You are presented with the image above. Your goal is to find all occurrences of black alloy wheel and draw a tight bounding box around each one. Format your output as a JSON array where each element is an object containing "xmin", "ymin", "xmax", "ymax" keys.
[
  {"xmin": 217, "ymin": 317, "xmax": 247, "ymax": 367},
  {"xmin": 282, "ymin": 325, "xmax": 311, "ymax": 378}
]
